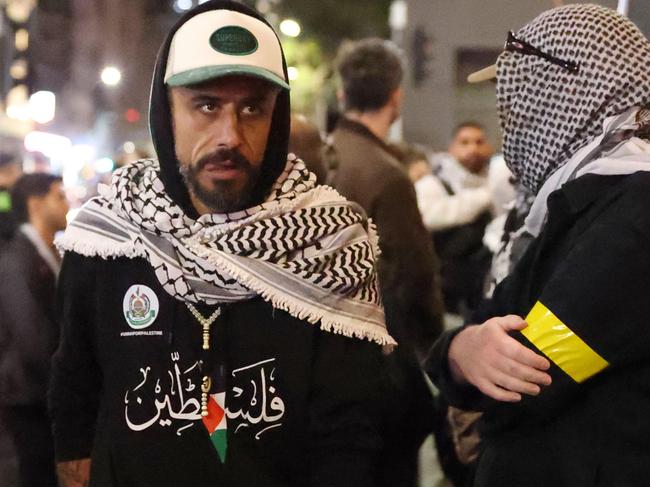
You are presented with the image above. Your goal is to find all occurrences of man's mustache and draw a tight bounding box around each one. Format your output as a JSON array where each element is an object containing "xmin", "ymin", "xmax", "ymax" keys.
[{"xmin": 195, "ymin": 149, "xmax": 251, "ymax": 172}]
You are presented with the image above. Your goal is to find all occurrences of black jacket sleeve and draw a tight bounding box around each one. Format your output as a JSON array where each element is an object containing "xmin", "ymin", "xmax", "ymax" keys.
[
  {"xmin": 307, "ymin": 333, "xmax": 386, "ymax": 487},
  {"xmin": 501, "ymin": 189, "xmax": 650, "ymax": 419},
  {"xmin": 426, "ymin": 178, "xmax": 650, "ymax": 417},
  {"xmin": 48, "ymin": 252, "xmax": 102, "ymax": 461}
]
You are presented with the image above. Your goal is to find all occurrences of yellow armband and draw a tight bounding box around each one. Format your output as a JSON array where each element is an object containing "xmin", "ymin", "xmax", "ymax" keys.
[{"xmin": 523, "ymin": 302, "xmax": 609, "ymax": 383}]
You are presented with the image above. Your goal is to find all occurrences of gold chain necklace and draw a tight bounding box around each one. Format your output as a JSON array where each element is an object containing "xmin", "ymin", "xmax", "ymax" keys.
[{"xmin": 185, "ymin": 303, "xmax": 221, "ymax": 416}]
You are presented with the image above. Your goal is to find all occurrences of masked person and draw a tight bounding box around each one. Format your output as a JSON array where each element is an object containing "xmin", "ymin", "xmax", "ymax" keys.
[
  {"xmin": 49, "ymin": 2, "xmax": 392, "ymax": 486},
  {"xmin": 426, "ymin": 5, "xmax": 650, "ymax": 486}
]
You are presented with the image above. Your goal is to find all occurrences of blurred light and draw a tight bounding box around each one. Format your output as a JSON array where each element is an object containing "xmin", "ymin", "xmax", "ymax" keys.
[
  {"xmin": 95, "ymin": 157, "xmax": 115, "ymax": 174},
  {"xmin": 29, "ymin": 91, "xmax": 56, "ymax": 124},
  {"xmin": 6, "ymin": 104, "xmax": 30, "ymax": 121},
  {"xmin": 24, "ymin": 132, "xmax": 72, "ymax": 159},
  {"xmin": 279, "ymin": 19, "xmax": 301, "ymax": 37},
  {"xmin": 618, "ymin": 0, "xmax": 630, "ymax": 15},
  {"xmin": 173, "ymin": 0, "xmax": 193, "ymax": 12},
  {"xmin": 69, "ymin": 145, "xmax": 97, "ymax": 167},
  {"xmin": 124, "ymin": 108, "xmax": 141, "ymax": 123},
  {"xmin": 6, "ymin": 0, "xmax": 35, "ymax": 23},
  {"xmin": 15, "ymin": 29, "xmax": 29, "ymax": 51},
  {"xmin": 287, "ymin": 66, "xmax": 299, "ymax": 81},
  {"xmin": 123, "ymin": 141, "xmax": 136, "ymax": 153},
  {"xmin": 389, "ymin": 0, "xmax": 408, "ymax": 31},
  {"xmin": 198, "ymin": 0, "xmax": 210, "ymax": 3},
  {"xmin": 10, "ymin": 59, "xmax": 28, "ymax": 80},
  {"xmin": 6, "ymin": 85, "xmax": 30, "ymax": 121},
  {"xmin": 101, "ymin": 66, "xmax": 122, "ymax": 86}
]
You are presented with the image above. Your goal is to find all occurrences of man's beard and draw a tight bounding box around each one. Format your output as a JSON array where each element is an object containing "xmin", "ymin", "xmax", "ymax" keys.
[{"xmin": 179, "ymin": 148, "xmax": 261, "ymax": 213}]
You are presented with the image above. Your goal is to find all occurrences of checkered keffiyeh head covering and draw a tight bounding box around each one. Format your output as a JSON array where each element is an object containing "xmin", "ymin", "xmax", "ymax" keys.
[{"xmin": 496, "ymin": 4, "xmax": 650, "ymax": 193}]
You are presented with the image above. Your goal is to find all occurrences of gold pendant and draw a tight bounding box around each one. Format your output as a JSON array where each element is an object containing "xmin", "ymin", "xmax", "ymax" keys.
[{"xmin": 201, "ymin": 375, "xmax": 212, "ymax": 417}]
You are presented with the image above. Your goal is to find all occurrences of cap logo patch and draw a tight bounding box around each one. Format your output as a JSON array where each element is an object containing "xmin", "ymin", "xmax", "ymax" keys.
[{"xmin": 210, "ymin": 26, "xmax": 259, "ymax": 56}]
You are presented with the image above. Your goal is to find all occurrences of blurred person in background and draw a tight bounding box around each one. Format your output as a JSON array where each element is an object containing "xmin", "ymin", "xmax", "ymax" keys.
[
  {"xmin": 427, "ymin": 5, "xmax": 650, "ymax": 486},
  {"xmin": 416, "ymin": 123, "xmax": 494, "ymax": 319},
  {"xmin": 395, "ymin": 136, "xmax": 492, "ymax": 487},
  {"xmin": 0, "ymin": 153, "xmax": 23, "ymax": 244},
  {"xmin": 0, "ymin": 173, "xmax": 68, "ymax": 487},
  {"xmin": 50, "ymin": 2, "xmax": 391, "ymax": 487},
  {"xmin": 410, "ymin": 123, "xmax": 493, "ymax": 236},
  {"xmin": 330, "ymin": 37, "xmax": 444, "ymax": 487},
  {"xmin": 289, "ymin": 114, "xmax": 328, "ymax": 183}
]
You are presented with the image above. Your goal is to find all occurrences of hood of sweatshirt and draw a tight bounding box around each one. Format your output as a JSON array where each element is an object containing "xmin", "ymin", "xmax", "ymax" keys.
[{"xmin": 148, "ymin": 0, "xmax": 290, "ymax": 216}]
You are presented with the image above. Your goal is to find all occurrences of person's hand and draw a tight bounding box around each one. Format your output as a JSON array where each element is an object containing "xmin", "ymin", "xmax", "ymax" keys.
[
  {"xmin": 57, "ymin": 458, "xmax": 91, "ymax": 487},
  {"xmin": 448, "ymin": 315, "xmax": 552, "ymax": 402}
]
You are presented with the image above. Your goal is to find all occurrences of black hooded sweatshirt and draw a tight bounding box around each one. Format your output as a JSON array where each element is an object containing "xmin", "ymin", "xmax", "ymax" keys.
[{"xmin": 48, "ymin": 2, "xmax": 386, "ymax": 486}]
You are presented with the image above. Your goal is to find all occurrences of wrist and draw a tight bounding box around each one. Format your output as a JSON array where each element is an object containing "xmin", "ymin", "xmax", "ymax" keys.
[{"xmin": 448, "ymin": 326, "xmax": 473, "ymax": 384}]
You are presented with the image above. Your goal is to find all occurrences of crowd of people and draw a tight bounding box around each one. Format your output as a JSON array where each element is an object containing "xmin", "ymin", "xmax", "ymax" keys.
[{"xmin": 1, "ymin": 1, "xmax": 650, "ymax": 486}]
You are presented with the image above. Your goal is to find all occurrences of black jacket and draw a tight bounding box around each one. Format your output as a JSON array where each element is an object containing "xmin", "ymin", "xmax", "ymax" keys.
[
  {"xmin": 0, "ymin": 230, "xmax": 59, "ymax": 406},
  {"xmin": 49, "ymin": 253, "xmax": 386, "ymax": 486},
  {"xmin": 427, "ymin": 172, "xmax": 650, "ymax": 486}
]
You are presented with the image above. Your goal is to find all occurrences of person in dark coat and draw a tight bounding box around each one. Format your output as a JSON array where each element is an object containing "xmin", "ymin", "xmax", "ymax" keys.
[
  {"xmin": 330, "ymin": 38, "xmax": 444, "ymax": 487},
  {"xmin": 427, "ymin": 5, "xmax": 650, "ymax": 486},
  {"xmin": 0, "ymin": 173, "xmax": 69, "ymax": 487}
]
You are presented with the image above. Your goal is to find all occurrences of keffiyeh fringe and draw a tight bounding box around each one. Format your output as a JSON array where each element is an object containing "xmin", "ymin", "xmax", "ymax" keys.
[{"xmin": 57, "ymin": 156, "xmax": 394, "ymax": 346}]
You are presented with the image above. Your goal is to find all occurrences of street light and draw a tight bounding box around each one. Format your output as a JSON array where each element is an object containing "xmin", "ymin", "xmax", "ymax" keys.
[
  {"xmin": 101, "ymin": 66, "xmax": 122, "ymax": 87},
  {"xmin": 29, "ymin": 91, "xmax": 56, "ymax": 124},
  {"xmin": 173, "ymin": 0, "xmax": 193, "ymax": 12},
  {"xmin": 279, "ymin": 19, "xmax": 301, "ymax": 37},
  {"xmin": 287, "ymin": 66, "xmax": 299, "ymax": 81}
]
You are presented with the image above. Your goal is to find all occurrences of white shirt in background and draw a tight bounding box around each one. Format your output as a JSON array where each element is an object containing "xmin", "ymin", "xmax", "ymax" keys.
[{"xmin": 414, "ymin": 153, "xmax": 491, "ymax": 232}]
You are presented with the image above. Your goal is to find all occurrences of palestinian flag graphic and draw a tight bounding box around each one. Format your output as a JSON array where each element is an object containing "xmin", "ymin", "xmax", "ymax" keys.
[{"xmin": 203, "ymin": 391, "xmax": 227, "ymax": 463}]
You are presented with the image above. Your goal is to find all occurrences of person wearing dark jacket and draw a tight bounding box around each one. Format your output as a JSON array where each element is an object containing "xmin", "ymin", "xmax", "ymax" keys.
[
  {"xmin": 0, "ymin": 173, "xmax": 69, "ymax": 487},
  {"xmin": 330, "ymin": 38, "xmax": 444, "ymax": 487},
  {"xmin": 0, "ymin": 153, "xmax": 22, "ymax": 244},
  {"xmin": 49, "ymin": 2, "xmax": 392, "ymax": 487},
  {"xmin": 426, "ymin": 5, "xmax": 650, "ymax": 486}
]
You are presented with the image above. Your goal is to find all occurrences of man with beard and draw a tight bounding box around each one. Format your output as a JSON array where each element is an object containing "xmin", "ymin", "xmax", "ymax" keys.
[
  {"xmin": 49, "ymin": 2, "xmax": 391, "ymax": 486},
  {"xmin": 426, "ymin": 4, "xmax": 650, "ymax": 486}
]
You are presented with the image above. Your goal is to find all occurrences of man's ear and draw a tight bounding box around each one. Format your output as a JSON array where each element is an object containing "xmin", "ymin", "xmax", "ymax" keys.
[
  {"xmin": 390, "ymin": 87, "xmax": 403, "ymax": 110},
  {"xmin": 26, "ymin": 195, "xmax": 42, "ymax": 222}
]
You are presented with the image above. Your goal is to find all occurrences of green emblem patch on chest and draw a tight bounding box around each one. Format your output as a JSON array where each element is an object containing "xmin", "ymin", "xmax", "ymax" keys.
[
  {"xmin": 210, "ymin": 26, "xmax": 259, "ymax": 56},
  {"xmin": 123, "ymin": 284, "xmax": 159, "ymax": 329}
]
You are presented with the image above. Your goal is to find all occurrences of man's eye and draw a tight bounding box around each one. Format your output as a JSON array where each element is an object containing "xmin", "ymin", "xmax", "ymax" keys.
[
  {"xmin": 199, "ymin": 103, "xmax": 216, "ymax": 113},
  {"xmin": 242, "ymin": 105, "xmax": 261, "ymax": 115}
]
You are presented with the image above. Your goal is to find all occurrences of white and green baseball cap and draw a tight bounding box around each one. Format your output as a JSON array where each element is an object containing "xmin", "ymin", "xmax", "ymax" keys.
[{"xmin": 164, "ymin": 9, "xmax": 289, "ymax": 90}]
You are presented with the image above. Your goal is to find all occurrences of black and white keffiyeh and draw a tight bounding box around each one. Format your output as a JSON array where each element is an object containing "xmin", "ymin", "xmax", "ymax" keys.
[
  {"xmin": 524, "ymin": 106, "xmax": 650, "ymax": 237},
  {"xmin": 496, "ymin": 4, "xmax": 650, "ymax": 194},
  {"xmin": 57, "ymin": 156, "xmax": 394, "ymax": 346}
]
